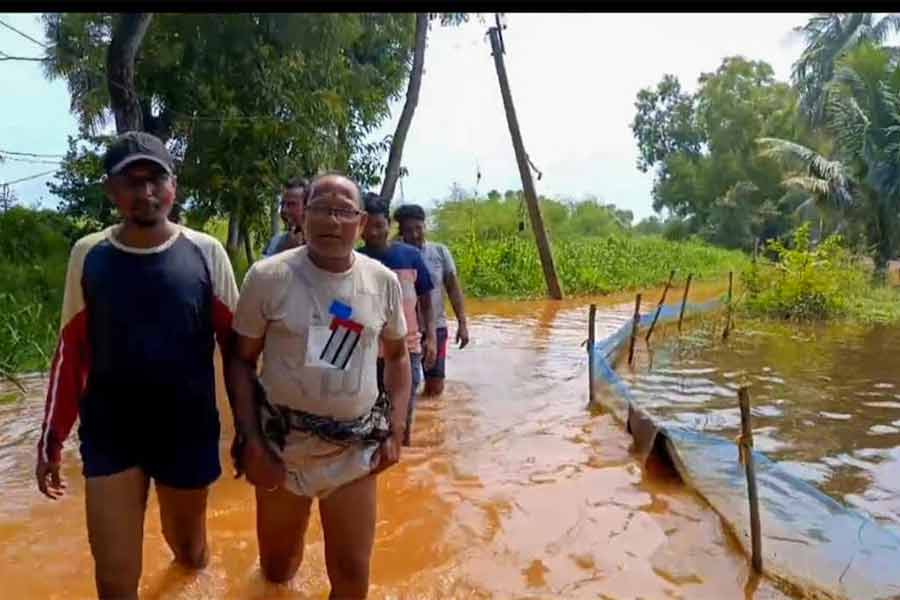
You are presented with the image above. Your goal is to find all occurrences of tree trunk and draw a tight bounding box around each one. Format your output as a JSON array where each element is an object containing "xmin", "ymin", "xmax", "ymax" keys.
[
  {"xmin": 270, "ymin": 194, "xmax": 282, "ymax": 238},
  {"xmin": 107, "ymin": 13, "xmax": 153, "ymax": 134},
  {"xmin": 380, "ymin": 13, "xmax": 428, "ymax": 205},
  {"xmin": 226, "ymin": 210, "xmax": 241, "ymax": 257},
  {"xmin": 242, "ymin": 226, "xmax": 255, "ymax": 265}
]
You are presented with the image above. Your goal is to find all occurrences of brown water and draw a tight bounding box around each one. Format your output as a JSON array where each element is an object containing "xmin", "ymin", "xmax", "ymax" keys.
[
  {"xmin": 0, "ymin": 290, "xmax": 792, "ymax": 599},
  {"xmin": 625, "ymin": 316, "xmax": 900, "ymax": 538}
]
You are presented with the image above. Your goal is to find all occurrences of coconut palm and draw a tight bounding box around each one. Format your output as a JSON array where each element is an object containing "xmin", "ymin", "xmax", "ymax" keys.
[{"xmin": 792, "ymin": 12, "xmax": 900, "ymax": 125}]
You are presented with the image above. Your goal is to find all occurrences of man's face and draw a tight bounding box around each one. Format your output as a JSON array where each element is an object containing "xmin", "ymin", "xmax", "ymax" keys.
[
  {"xmin": 282, "ymin": 187, "xmax": 305, "ymax": 229},
  {"xmin": 104, "ymin": 162, "xmax": 176, "ymax": 227},
  {"xmin": 362, "ymin": 213, "xmax": 390, "ymax": 249},
  {"xmin": 303, "ymin": 176, "xmax": 366, "ymax": 259},
  {"xmin": 399, "ymin": 218, "xmax": 426, "ymax": 248}
]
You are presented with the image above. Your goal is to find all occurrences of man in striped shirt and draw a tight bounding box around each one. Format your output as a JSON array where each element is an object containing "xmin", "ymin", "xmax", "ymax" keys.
[{"xmin": 35, "ymin": 132, "xmax": 239, "ymax": 599}]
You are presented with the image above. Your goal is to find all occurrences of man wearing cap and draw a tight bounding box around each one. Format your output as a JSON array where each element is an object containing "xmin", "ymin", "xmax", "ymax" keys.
[
  {"xmin": 35, "ymin": 131, "xmax": 239, "ymax": 599},
  {"xmin": 226, "ymin": 172, "xmax": 411, "ymax": 597}
]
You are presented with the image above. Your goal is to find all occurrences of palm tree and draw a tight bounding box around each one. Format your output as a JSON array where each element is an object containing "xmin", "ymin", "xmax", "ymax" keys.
[
  {"xmin": 792, "ymin": 13, "xmax": 900, "ymax": 125},
  {"xmin": 757, "ymin": 137, "xmax": 855, "ymax": 241}
]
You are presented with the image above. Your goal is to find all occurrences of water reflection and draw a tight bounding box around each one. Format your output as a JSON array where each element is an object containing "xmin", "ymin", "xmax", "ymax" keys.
[{"xmin": 628, "ymin": 318, "xmax": 900, "ymax": 534}]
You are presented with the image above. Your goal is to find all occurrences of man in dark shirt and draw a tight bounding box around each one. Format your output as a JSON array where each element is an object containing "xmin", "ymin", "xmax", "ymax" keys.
[
  {"xmin": 35, "ymin": 131, "xmax": 239, "ymax": 600},
  {"xmin": 358, "ymin": 192, "xmax": 436, "ymax": 445}
]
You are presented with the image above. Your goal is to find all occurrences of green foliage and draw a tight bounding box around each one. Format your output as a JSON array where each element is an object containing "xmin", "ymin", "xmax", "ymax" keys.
[
  {"xmin": 48, "ymin": 134, "xmax": 116, "ymax": 233},
  {"xmin": 430, "ymin": 190, "xmax": 632, "ymax": 243},
  {"xmin": 426, "ymin": 192, "xmax": 747, "ymax": 298},
  {"xmin": 0, "ymin": 208, "xmax": 73, "ymax": 374},
  {"xmin": 42, "ymin": 13, "xmax": 421, "ymax": 250},
  {"xmin": 631, "ymin": 56, "xmax": 815, "ymax": 250},
  {"xmin": 742, "ymin": 223, "xmax": 871, "ymax": 321},
  {"xmin": 444, "ymin": 234, "xmax": 747, "ymax": 299}
]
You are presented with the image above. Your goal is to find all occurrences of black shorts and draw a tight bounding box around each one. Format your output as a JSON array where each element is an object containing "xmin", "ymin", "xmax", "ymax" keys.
[
  {"xmin": 422, "ymin": 327, "xmax": 448, "ymax": 380},
  {"xmin": 78, "ymin": 392, "xmax": 221, "ymax": 489}
]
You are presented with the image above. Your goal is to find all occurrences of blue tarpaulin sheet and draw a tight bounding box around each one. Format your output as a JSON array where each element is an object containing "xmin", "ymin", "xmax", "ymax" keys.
[{"xmin": 591, "ymin": 299, "xmax": 900, "ymax": 600}]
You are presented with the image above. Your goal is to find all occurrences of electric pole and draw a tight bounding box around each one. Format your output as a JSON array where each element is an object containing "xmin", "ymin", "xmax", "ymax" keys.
[{"xmin": 487, "ymin": 18, "xmax": 563, "ymax": 300}]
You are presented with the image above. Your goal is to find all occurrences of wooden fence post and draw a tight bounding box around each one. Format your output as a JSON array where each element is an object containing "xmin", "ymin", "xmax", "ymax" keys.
[
  {"xmin": 628, "ymin": 294, "xmax": 642, "ymax": 366},
  {"xmin": 645, "ymin": 270, "xmax": 675, "ymax": 343},
  {"xmin": 738, "ymin": 386, "xmax": 763, "ymax": 573},
  {"xmin": 587, "ymin": 304, "xmax": 596, "ymax": 408},
  {"xmin": 722, "ymin": 271, "xmax": 734, "ymax": 340},
  {"xmin": 678, "ymin": 274, "xmax": 693, "ymax": 333}
]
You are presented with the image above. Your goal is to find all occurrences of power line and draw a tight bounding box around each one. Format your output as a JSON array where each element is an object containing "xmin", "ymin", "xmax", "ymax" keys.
[
  {"xmin": 0, "ymin": 18, "xmax": 48, "ymax": 49},
  {"xmin": 0, "ymin": 155, "xmax": 61, "ymax": 165},
  {"xmin": 0, "ymin": 148, "xmax": 65, "ymax": 158},
  {"xmin": 1, "ymin": 169, "xmax": 58, "ymax": 186}
]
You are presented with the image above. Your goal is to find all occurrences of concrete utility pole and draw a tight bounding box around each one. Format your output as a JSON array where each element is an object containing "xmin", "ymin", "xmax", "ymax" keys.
[{"xmin": 487, "ymin": 18, "xmax": 563, "ymax": 300}]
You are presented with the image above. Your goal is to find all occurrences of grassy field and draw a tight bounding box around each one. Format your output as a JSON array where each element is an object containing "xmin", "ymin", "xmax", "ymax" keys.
[{"xmin": 441, "ymin": 234, "xmax": 749, "ymax": 298}]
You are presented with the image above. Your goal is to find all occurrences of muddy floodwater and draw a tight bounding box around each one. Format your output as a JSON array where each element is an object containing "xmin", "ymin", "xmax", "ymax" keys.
[
  {"xmin": 0, "ymin": 288, "xmax": 796, "ymax": 599},
  {"xmin": 625, "ymin": 316, "xmax": 900, "ymax": 538}
]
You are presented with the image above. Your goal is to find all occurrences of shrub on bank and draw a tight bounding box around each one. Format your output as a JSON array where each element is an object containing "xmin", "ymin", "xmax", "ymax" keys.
[{"xmin": 741, "ymin": 224, "xmax": 897, "ymax": 322}]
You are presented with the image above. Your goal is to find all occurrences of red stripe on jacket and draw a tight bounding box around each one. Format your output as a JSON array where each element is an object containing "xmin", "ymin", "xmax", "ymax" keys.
[{"xmin": 38, "ymin": 309, "xmax": 90, "ymax": 464}]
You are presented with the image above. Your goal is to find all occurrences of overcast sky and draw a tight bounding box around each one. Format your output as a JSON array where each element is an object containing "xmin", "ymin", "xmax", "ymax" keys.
[{"xmin": 0, "ymin": 12, "xmax": 810, "ymax": 220}]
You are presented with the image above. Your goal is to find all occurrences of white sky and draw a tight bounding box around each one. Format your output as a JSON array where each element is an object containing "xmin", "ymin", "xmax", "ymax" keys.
[{"xmin": 0, "ymin": 12, "xmax": 810, "ymax": 220}]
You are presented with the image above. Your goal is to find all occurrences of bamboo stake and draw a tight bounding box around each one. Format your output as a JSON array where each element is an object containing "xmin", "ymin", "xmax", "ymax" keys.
[
  {"xmin": 628, "ymin": 294, "xmax": 642, "ymax": 366},
  {"xmin": 738, "ymin": 386, "xmax": 763, "ymax": 573},
  {"xmin": 587, "ymin": 304, "xmax": 596, "ymax": 408},
  {"xmin": 645, "ymin": 270, "xmax": 675, "ymax": 343},
  {"xmin": 678, "ymin": 274, "xmax": 693, "ymax": 333},
  {"xmin": 722, "ymin": 271, "xmax": 734, "ymax": 340}
]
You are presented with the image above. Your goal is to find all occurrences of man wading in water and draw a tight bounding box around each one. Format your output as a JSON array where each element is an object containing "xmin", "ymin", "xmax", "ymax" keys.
[
  {"xmin": 35, "ymin": 132, "xmax": 239, "ymax": 599},
  {"xmin": 359, "ymin": 192, "xmax": 436, "ymax": 446},
  {"xmin": 393, "ymin": 204, "xmax": 470, "ymax": 397},
  {"xmin": 226, "ymin": 173, "xmax": 411, "ymax": 597}
]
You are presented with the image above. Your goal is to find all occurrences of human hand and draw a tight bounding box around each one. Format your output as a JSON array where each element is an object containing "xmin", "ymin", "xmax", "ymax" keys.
[
  {"xmin": 456, "ymin": 322, "xmax": 470, "ymax": 349},
  {"xmin": 36, "ymin": 456, "xmax": 66, "ymax": 500},
  {"xmin": 370, "ymin": 432, "xmax": 403, "ymax": 475},
  {"xmin": 241, "ymin": 435, "xmax": 287, "ymax": 490}
]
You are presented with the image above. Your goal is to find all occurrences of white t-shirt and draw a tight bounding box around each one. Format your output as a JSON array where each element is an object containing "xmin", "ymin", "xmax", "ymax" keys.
[
  {"xmin": 422, "ymin": 241, "xmax": 457, "ymax": 329},
  {"xmin": 232, "ymin": 246, "xmax": 407, "ymax": 420}
]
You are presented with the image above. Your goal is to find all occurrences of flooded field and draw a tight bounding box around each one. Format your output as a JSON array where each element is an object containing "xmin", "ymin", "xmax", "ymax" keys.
[
  {"xmin": 0, "ymin": 289, "xmax": 794, "ymax": 599},
  {"xmin": 625, "ymin": 316, "xmax": 900, "ymax": 537}
]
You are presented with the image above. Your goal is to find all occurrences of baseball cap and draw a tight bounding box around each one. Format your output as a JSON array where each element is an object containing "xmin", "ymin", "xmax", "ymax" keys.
[{"xmin": 103, "ymin": 131, "xmax": 175, "ymax": 176}]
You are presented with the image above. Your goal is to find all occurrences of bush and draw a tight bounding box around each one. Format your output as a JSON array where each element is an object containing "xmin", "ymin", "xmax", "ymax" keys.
[
  {"xmin": 742, "ymin": 224, "xmax": 871, "ymax": 321},
  {"xmin": 0, "ymin": 208, "xmax": 73, "ymax": 374}
]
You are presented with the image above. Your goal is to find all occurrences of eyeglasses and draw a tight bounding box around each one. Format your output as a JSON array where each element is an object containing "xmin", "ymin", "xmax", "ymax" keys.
[{"xmin": 306, "ymin": 204, "xmax": 363, "ymax": 223}]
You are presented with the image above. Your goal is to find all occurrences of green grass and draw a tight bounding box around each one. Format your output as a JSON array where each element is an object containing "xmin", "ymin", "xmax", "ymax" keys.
[{"xmin": 440, "ymin": 234, "xmax": 749, "ymax": 298}]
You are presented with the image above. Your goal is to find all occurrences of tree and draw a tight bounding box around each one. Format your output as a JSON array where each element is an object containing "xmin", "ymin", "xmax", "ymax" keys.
[
  {"xmin": 42, "ymin": 13, "xmax": 419, "ymax": 256},
  {"xmin": 379, "ymin": 13, "xmax": 468, "ymax": 205},
  {"xmin": 761, "ymin": 41, "xmax": 900, "ymax": 275},
  {"xmin": 792, "ymin": 13, "xmax": 900, "ymax": 125},
  {"xmin": 631, "ymin": 57, "xmax": 814, "ymax": 249},
  {"xmin": 106, "ymin": 13, "xmax": 153, "ymax": 132}
]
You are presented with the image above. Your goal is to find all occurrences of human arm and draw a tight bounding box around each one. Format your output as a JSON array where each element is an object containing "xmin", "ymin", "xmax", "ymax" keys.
[
  {"xmin": 372, "ymin": 335, "xmax": 411, "ymax": 475},
  {"xmin": 440, "ymin": 246, "xmax": 469, "ymax": 349},
  {"xmin": 36, "ymin": 241, "xmax": 93, "ymax": 500},
  {"xmin": 371, "ymin": 275, "xmax": 410, "ymax": 474},
  {"xmin": 412, "ymin": 250, "xmax": 437, "ymax": 369},
  {"xmin": 224, "ymin": 262, "xmax": 285, "ymax": 488},
  {"xmin": 224, "ymin": 333, "xmax": 285, "ymax": 488}
]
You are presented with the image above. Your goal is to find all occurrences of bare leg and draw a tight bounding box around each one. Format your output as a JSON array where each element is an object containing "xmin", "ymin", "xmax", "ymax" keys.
[
  {"xmin": 255, "ymin": 485, "xmax": 313, "ymax": 583},
  {"xmin": 85, "ymin": 467, "xmax": 150, "ymax": 600},
  {"xmin": 319, "ymin": 473, "xmax": 377, "ymax": 599},
  {"xmin": 156, "ymin": 484, "xmax": 211, "ymax": 569},
  {"xmin": 423, "ymin": 377, "xmax": 444, "ymax": 397}
]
